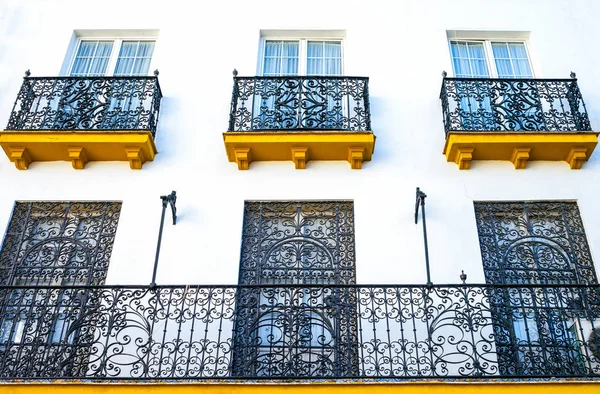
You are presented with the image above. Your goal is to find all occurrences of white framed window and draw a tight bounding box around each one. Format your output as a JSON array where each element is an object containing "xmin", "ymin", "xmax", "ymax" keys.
[
  {"xmin": 449, "ymin": 40, "xmax": 533, "ymax": 78},
  {"xmin": 259, "ymin": 38, "xmax": 343, "ymax": 76},
  {"xmin": 69, "ymin": 38, "xmax": 156, "ymax": 77}
]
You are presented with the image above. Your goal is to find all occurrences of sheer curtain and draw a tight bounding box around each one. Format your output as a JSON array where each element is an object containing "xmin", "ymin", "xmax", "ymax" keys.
[
  {"xmin": 450, "ymin": 41, "xmax": 492, "ymax": 129},
  {"xmin": 114, "ymin": 41, "xmax": 155, "ymax": 76},
  {"xmin": 450, "ymin": 41, "xmax": 489, "ymax": 78},
  {"xmin": 491, "ymin": 42, "xmax": 532, "ymax": 78},
  {"xmin": 263, "ymin": 41, "xmax": 299, "ymax": 76},
  {"xmin": 70, "ymin": 41, "xmax": 113, "ymax": 76},
  {"xmin": 307, "ymin": 41, "xmax": 342, "ymax": 75}
]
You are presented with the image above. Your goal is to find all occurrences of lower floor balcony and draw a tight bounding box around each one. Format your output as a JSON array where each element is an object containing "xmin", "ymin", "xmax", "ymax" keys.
[{"xmin": 0, "ymin": 284, "xmax": 599, "ymax": 383}]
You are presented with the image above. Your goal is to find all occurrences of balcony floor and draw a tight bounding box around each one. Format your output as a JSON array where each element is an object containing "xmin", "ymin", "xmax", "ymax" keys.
[
  {"xmin": 2, "ymin": 380, "xmax": 599, "ymax": 394},
  {"xmin": 0, "ymin": 130, "xmax": 157, "ymax": 170},
  {"xmin": 223, "ymin": 131, "xmax": 376, "ymax": 170},
  {"xmin": 443, "ymin": 132, "xmax": 599, "ymax": 169}
]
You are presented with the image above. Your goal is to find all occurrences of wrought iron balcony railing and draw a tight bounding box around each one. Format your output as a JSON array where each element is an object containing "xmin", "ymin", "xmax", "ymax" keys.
[
  {"xmin": 6, "ymin": 73, "xmax": 162, "ymax": 137},
  {"xmin": 0, "ymin": 283, "xmax": 599, "ymax": 380},
  {"xmin": 228, "ymin": 76, "xmax": 371, "ymax": 132},
  {"xmin": 440, "ymin": 75, "xmax": 591, "ymax": 135}
]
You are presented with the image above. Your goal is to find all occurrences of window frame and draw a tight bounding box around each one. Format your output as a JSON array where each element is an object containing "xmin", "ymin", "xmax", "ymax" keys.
[
  {"xmin": 448, "ymin": 39, "xmax": 535, "ymax": 78},
  {"xmin": 67, "ymin": 37, "xmax": 157, "ymax": 77},
  {"xmin": 258, "ymin": 37, "xmax": 345, "ymax": 76}
]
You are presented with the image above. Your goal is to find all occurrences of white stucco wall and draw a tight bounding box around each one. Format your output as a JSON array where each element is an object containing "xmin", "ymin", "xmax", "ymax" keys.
[{"xmin": 0, "ymin": 0, "xmax": 599, "ymax": 286}]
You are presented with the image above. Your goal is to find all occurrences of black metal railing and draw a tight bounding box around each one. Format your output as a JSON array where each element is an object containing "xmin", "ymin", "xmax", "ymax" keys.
[
  {"xmin": 6, "ymin": 73, "xmax": 162, "ymax": 137},
  {"xmin": 440, "ymin": 75, "xmax": 591, "ymax": 134},
  {"xmin": 228, "ymin": 76, "xmax": 371, "ymax": 132},
  {"xmin": 0, "ymin": 283, "xmax": 599, "ymax": 380}
]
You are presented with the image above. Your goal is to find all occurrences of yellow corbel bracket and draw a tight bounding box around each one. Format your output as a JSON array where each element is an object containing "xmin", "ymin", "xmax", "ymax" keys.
[
  {"xmin": 566, "ymin": 147, "xmax": 588, "ymax": 169},
  {"xmin": 455, "ymin": 147, "xmax": 474, "ymax": 170},
  {"xmin": 67, "ymin": 146, "xmax": 89, "ymax": 169},
  {"xmin": 125, "ymin": 147, "xmax": 146, "ymax": 170},
  {"xmin": 510, "ymin": 147, "xmax": 530, "ymax": 169},
  {"xmin": 348, "ymin": 147, "xmax": 365, "ymax": 169},
  {"xmin": 8, "ymin": 146, "xmax": 32, "ymax": 170},
  {"xmin": 291, "ymin": 147, "xmax": 308, "ymax": 169},
  {"xmin": 234, "ymin": 148, "xmax": 252, "ymax": 170}
]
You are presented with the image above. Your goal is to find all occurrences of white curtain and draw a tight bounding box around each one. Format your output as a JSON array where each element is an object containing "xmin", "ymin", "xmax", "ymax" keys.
[
  {"xmin": 114, "ymin": 41, "xmax": 155, "ymax": 76},
  {"xmin": 263, "ymin": 41, "xmax": 299, "ymax": 76},
  {"xmin": 450, "ymin": 41, "xmax": 489, "ymax": 78},
  {"xmin": 492, "ymin": 42, "xmax": 532, "ymax": 78},
  {"xmin": 70, "ymin": 41, "xmax": 113, "ymax": 76},
  {"xmin": 307, "ymin": 41, "xmax": 342, "ymax": 75}
]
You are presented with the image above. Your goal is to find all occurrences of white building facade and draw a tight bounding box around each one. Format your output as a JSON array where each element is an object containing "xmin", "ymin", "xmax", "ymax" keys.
[{"xmin": 0, "ymin": 0, "xmax": 598, "ymax": 392}]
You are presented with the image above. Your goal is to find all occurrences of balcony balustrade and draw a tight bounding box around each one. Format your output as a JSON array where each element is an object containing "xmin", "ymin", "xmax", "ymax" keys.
[
  {"xmin": 440, "ymin": 75, "xmax": 598, "ymax": 169},
  {"xmin": 0, "ymin": 72, "xmax": 162, "ymax": 169},
  {"xmin": 223, "ymin": 75, "xmax": 375, "ymax": 169},
  {"xmin": 0, "ymin": 283, "xmax": 598, "ymax": 380}
]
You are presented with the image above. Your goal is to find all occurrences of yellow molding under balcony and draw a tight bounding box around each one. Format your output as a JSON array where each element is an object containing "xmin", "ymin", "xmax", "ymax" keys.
[
  {"xmin": 1, "ymin": 381, "xmax": 598, "ymax": 394},
  {"xmin": 443, "ymin": 132, "xmax": 599, "ymax": 170},
  {"xmin": 0, "ymin": 131, "xmax": 157, "ymax": 170},
  {"xmin": 223, "ymin": 132, "xmax": 376, "ymax": 170}
]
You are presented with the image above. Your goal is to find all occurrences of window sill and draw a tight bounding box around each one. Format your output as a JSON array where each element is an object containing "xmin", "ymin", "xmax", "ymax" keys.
[
  {"xmin": 223, "ymin": 131, "xmax": 376, "ymax": 170},
  {"xmin": 0, "ymin": 130, "xmax": 157, "ymax": 170},
  {"xmin": 443, "ymin": 132, "xmax": 599, "ymax": 169}
]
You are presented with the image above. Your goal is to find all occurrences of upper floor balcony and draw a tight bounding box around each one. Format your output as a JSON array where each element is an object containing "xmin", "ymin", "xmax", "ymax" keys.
[
  {"xmin": 223, "ymin": 72, "xmax": 375, "ymax": 170},
  {"xmin": 0, "ymin": 283, "xmax": 598, "ymax": 381},
  {"xmin": 440, "ymin": 73, "xmax": 598, "ymax": 169},
  {"xmin": 0, "ymin": 71, "xmax": 162, "ymax": 170}
]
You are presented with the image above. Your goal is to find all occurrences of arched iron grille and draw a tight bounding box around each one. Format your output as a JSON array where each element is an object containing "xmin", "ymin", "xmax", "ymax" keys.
[
  {"xmin": 474, "ymin": 201, "xmax": 599, "ymax": 377},
  {"xmin": 0, "ymin": 201, "xmax": 121, "ymax": 377},
  {"xmin": 233, "ymin": 201, "xmax": 358, "ymax": 377}
]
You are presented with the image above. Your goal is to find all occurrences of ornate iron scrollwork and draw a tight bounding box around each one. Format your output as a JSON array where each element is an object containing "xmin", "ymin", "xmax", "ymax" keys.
[
  {"xmin": 440, "ymin": 77, "xmax": 591, "ymax": 133},
  {"xmin": 6, "ymin": 76, "xmax": 162, "ymax": 137},
  {"xmin": 474, "ymin": 201, "xmax": 599, "ymax": 376},
  {"xmin": 228, "ymin": 76, "xmax": 371, "ymax": 132},
  {"xmin": 0, "ymin": 201, "xmax": 122, "ymax": 377},
  {"xmin": 233, "ymin": 201, "xmax": 358, "ymax": 377}
]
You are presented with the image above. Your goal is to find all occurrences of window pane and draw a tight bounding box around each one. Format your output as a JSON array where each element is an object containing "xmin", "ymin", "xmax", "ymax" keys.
[
  {"xmin": 307, "ymin": 41, "xmax": 324, "ymax": 57},
  {"xmin": 114, "ymin": 41, "xmax": 155, "ymax": 76},
  {"xmin": 263, "ymin": 41, "xmax": 298, "ymax": 76},
  {"xmin": 513, "ymin": 59, "xmax": 532, "ymax": 77},
  {"xmin": 70, "ymin": 41, "xmax": 112, "ymax": 76},
  {"xmin": 307, "ymin": 58, "xmax": 321, "ymax": 75},
  {"xmin": 307, "ymin": 41, "xmax": 341, "ymax": 76},
  {"xmin": 263, "ymin": 58, "xmax": 280, "ymax": 76},
  {"xmin": 281, "ymin": 41, "xmax": 298, "ymax": 57},
  {"xmin": 450, "ymin": 41, "xmax": 489, "ymax": 78},
  {"xmin": 492, "ymin": 42, "xmax": 532, "ymax": 78},
  {"xmin": 264, "ymin": 41, "xmax": 282, "ymax": 57},
  {"xmin": 281, "ymin": 57, "xmax": 298, "ymax": 75}
]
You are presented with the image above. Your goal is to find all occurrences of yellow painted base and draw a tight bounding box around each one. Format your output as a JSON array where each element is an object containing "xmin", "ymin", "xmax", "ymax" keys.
[
  {"xmin": 0, "ymin": 381, "xmax": 597, "ymax": 394},
  {"xmin": 443, "ymin": 132, "xmax": 599, "ymax": 169},
  {"xmin": 223, "ymin": 132, "xmax": 376, "ymax": 170},
  {"xmin": 0, "ymin": 131, "xmax": 157, "ymax": 170}
]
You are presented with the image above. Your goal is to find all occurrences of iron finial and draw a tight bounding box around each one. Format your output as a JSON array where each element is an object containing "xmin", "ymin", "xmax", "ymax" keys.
[
  {"xmin": 24, "ymin": 69, "xmax": 31, "ymax": 77},
  {"xmin": 460, "ymin": 270, "xmax": 467, "ymax": 284},
  {"xmin": 154, "ymin": 69, "xmax": 159, "ymax": 76},
  {"xmin": 233, "ymin": 68, "xmax": 238, "ymax": 78},
  {"xmin": 442, "ymin": 70, "xmax": 447, "ymax": 78},
  {"xmin": 570, "ymin": 71, "xmax": 577, "ymax": 79}
]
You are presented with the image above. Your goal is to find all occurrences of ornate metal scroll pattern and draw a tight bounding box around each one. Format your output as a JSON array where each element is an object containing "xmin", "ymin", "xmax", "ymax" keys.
[
  {"xmin": 474, "ymin": 201, "xmax": 599, "ymax": 376},
  {"xmin": 0, "ymin": 202, "xmax": 122, "ymax": 286},
  {"xmin": 228, "ymin": 77, "xmax": 371, "ymax": 132},
  {"xmin": 233, "ymin": 201, "xmax": 357, "ymax": 377},
  {"xmin": 0, "ymin": 284, "xmax": 598, "ymax": 379},
  {"xmin": 440, "ymin": 77, "xmax": 591, "ymax": 133},
  {"xmin": 6, "ymin": 76, "xmax": 162, "ymax": 137}
]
